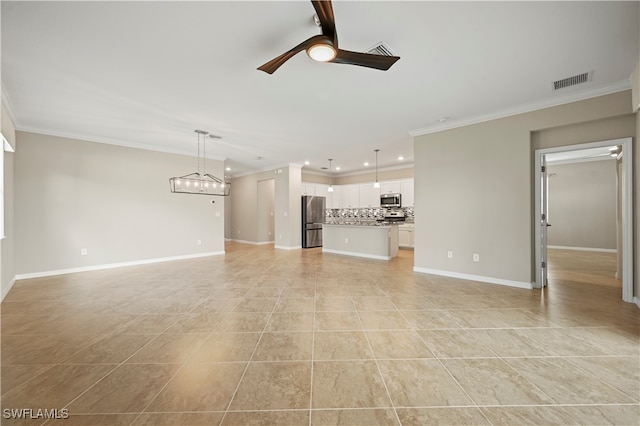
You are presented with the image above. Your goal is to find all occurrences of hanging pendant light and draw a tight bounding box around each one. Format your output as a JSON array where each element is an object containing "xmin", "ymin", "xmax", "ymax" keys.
[
  {"xmin": 373, "ymin": 149, "xmax": 381, "ymax": 188},
  {"xmin": 328, "ymin": 159, "xmax": 334, "ymax": 192},
  {"xmin": 169, "ymin": 130, "xmax": 231, "ymax": 196}
]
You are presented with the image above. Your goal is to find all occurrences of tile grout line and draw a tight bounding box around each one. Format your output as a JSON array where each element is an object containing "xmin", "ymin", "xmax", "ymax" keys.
[
  {"xmin": 51, "ymin": 308, "xmax": 196, "ymax": 425},
  {"xmin": 121, "ymin": 296, "xmax": 235, "ymax": 426},
  {"xmin": 218, "ymin": 275, "xmax": 286, "ymax": 425},
  {"xmin": 561, "ymin": 356, "xmax": 640, "ymax": 402},
  {"xmin": 351, "ymin": 291, "xmax": 404, "ymax": 426},
  {"xmin": 410, "ymin": 322, "xmax": 496, "ymax": 426},
  {"xmin": 13, "ymin": 306, "xmax": 201, "ymax": 422},
  {"xmin": 308, "ymin": 254, "xmax": 319, "ymax": 426}
]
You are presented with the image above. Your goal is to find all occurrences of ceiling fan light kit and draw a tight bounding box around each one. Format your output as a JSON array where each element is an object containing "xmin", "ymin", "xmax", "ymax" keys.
[
  {"xmin": 169, "ymin": 130, "xmax": 231, "ymax": 196},
  {"xmin": 307, "ymin": 40, "xmax": 337, "ymax": 62},
  {"xmin": 258, "ymin": 0, "xmax": 400, "ymax": 74}
]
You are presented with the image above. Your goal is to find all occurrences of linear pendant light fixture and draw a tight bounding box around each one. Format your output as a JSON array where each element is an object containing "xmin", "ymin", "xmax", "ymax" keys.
[
  {"xmin": 373, "ymin": 149, "xmax": 380, "ymax": 188},
  {"xmin": 327, "ymin": 159, "xmax": 334, "ymax": 192},
  {"xmin": 169, "ymin": 130, "xmax": 231, "ymax": 196}
]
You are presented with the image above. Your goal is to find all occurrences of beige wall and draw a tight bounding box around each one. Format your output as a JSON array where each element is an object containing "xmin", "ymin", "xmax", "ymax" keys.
[
  {"xmin": 335, "ymin": 167, "xmax": 414, "ymax": 185},
  {"xmin": 275, "ymin": 165, "xmax": 302, "ymax": 249},
  {"xmin": 228, "ymin": 170, "xmax": 274, "ymax": 242},
  {"xmin": 257, "ymin": 179, "xmax": 275, "ymax": 243},
  {"xmin": 301, "ymin": 172, "xmax": 330, "ymax": 185},
  {"xmin": 413, "ymin": 91, "xmax": 634, "ymax": 286},
  {"xmin": 15, "ymin": 131, "xmax": 226, "ymax": 276},
  {"xmin": 229, "ymin": 165, "xmax": 301, "ymax": 249},
  {"xmin": 302, "ymin": 166, "xmax": 413, "ymax": 186},
  {"xmin": 547, "ymin": 160, "xmax": 617, "ymax": 250}
]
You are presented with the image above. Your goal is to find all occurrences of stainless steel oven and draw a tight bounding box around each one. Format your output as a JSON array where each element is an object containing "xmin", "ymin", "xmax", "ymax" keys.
[{"xmin": 380, "ymin": 193, "xmax": 402, "ymax": 208}]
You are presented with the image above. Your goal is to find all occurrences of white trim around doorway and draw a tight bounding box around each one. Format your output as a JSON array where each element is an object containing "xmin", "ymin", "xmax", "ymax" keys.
[{"xmin": 534, "ymin": 137, "xmax": 633, "ymax": 303}]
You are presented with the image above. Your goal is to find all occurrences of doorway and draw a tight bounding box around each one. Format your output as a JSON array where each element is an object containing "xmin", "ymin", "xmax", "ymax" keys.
[{"xmin": 534, "ymin": 138, "xmax": 633, "ymax": 302}]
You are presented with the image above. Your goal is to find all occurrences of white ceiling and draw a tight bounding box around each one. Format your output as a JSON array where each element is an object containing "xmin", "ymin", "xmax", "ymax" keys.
[{"xmin": 2, "ymin": 1, "xmax": 638, "ymax": 177}]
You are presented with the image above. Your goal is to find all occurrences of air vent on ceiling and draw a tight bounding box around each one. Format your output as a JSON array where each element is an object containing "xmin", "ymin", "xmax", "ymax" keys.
[
  {"xmin": 552, "ymin": 72, "xmax": 592, "ymax": 91},
  {"xmin": 366, "ymin": 41, "xmax": 395, "ymax": 57}
]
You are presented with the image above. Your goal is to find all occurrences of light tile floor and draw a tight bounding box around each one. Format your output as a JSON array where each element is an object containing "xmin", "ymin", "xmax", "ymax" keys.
[{"xmin": 1, "ymin": 244, "xmax": 638, "ymax": 425}]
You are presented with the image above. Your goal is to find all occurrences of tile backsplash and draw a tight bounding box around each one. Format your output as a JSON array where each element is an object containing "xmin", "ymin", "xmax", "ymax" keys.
[{"xmin": 326, "ymin": 207, "xmax": 414, "ymax": 222}]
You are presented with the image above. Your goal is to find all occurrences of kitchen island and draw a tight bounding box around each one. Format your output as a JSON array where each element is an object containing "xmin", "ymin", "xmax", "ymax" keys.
[{"xmin": 322, "ymin": 222, "xmax": 399, "ymax": 260}]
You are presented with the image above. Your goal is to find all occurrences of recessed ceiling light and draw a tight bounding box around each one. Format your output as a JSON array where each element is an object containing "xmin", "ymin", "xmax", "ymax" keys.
[
  {"xmin": 225, "ymin": 167, "xmax": 231, "ymax": 171},
  {"xmin": 398, "ymin": 156, "xmax": 404, "ymax": 161},
  {"xmin": 364, "ymin": 162, "xmax": 369, "ymax": 166},
  {"xmin": 304, "ymin": 161, "xmax": 310, "ymax": 165},
  {"xmin": 336, "ymin": 166, "xmax": 341, "ymax": 171}
]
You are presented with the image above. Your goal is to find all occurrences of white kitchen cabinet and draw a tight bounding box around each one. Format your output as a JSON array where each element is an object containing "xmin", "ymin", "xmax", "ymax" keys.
[
  {"xmin": 327, "ymin": 185, "xmax": 341, "ymax": 208},
  {"xmin": 358, "ymin": 184, "xmax": 380, "ymax": 208},
  {"xmin": 398, "ymin": 223, "xmax": 415, "ymax": 249},
  {"xmin": 301, "ymin": 183, "xmax": 316, "ymax": 196},
  {"xmin": 315, "ymin": 183, "xmax": 329, "ymax": 198},
  {"xmin": 401, "ymin": 179, "xmax": 414, "ymax": 207},
  {"xmin": 380, "ymin": 181, "xmax": 401, "ymax": 194},
  {"xmin": 340, "ymin": 184, "xmax": 359, "ymax": 208}
]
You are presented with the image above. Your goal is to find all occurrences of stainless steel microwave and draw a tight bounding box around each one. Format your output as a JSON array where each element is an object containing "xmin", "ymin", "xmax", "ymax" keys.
[{"xmin": 380, "ymin": 193, "xmax": 402, "ymax": 208}]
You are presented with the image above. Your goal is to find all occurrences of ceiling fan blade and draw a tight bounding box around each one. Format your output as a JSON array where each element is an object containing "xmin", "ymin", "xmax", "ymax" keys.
[
  {"xmin": 332, "ymin": 49, "xmax": 400, "ymax": 71},
  {"xmin": 311, "ymin": 0, "xmax": 337, "ymax": 46},
  {"xmin": 258, "ymin": 35, "xmax": 328, "ymax": 74}
]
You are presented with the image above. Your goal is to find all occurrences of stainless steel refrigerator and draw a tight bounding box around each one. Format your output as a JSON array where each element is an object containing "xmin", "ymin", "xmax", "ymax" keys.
[{"xmin": 302, "ymin": 195, "xmax": 326, "ymax": 248}]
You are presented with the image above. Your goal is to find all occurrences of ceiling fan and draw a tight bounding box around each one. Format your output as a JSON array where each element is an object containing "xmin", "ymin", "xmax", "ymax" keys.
[{"xmin": 258, "ymin": 0, "xmax": 400, "ymax": 74}]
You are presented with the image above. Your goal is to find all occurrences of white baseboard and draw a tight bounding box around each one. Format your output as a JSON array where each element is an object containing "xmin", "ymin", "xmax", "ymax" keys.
[
  {"xmin": 1, "ymin": 276, "xmax": 16, "ymax": 302},
  {"xmin": 547, "ymin": 245, "xmax": 617, "ymax": 253},
  {"xmin": 275, "ymin": 245, "xmax": 302, "ymax": 251},
  {"xmin": 413, "ymin": 267, "xmax": 533, "ymax": 290},
  {"xmin": 230, "ymin": 239, "xmax": 274, "ymax": 246},
  {"xmin": 634, "ymin": 297, "xmax": 640, "ymax": 309},
  {"xmin": 15, "ymin": 251, "xmax": 225, "ymax": 281},
  {"xmin": 323, "ymin": 248, "xmax": 392, "ymax": 261}
]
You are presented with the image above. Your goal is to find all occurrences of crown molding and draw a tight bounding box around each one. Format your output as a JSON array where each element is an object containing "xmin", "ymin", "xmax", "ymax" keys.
[
  {"xmin": 302, "ymin": 162, "xmax": 413, "ymax": 178},
  {"xmin": 409, "ymin": 80, "xmax": 631, "ymax": 137},
  {"xmin": 14, "ymin": 126, "xmax": 227, "ymax": 161},
  {"xmin": 1, "ymin": 84, "xmax": 19, "ymax": 129}
]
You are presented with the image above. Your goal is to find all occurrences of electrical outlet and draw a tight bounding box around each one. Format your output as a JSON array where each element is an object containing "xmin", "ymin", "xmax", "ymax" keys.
[
  {"xmin": 473, "ymin": 253, "xmax": 480, "ymax": 262},
  {"xmin": 447, "ymin": 251, "xmax": 453, "ymax": 259},
  {"xmin": 80, "ymin": 248, "xmax": 88, "ymax": 256},
  {"xmin": 197, "ymin": 239, "xmax": 202, "ymax": 245},
  {"xmin": 345, "ymin": 237, "xmax": 349, "ymax": 244},
  {"xmin": 215, "ymin": 211, "xmax": 221, "ymax": 217}
]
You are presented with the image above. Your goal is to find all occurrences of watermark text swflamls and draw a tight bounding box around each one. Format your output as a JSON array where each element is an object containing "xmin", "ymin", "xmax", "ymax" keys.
[{"xmin": 3, "ymin": 408, "xmax": 69, "ymax": 420}]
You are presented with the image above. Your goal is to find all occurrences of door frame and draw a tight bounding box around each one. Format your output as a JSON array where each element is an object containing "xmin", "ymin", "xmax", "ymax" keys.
[{"xmin": 534, "ymin": 137, "xmax": 633, "ymax": 302}]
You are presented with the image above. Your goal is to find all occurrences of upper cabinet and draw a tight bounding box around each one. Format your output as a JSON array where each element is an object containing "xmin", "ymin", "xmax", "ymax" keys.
[
  {"xmin": 315, "ymin": 183, "xmax": 329, "ymax": 196},
  {"xmin": 301, "ymin": 183, "xmax": 316, "ymax": 196},
  {"xmin": 359, "ymin": 184, "xmax": 381, "ymax": 208},
  {"xmin": 327, "ymin": 185, "xmax": 341, "ymax": 208},
  {"xmin": 401, "ymin": 179, "xmax": 414, "ymax": 207},
  {"xmin": 302, "ymin": 178, "xmax": 414, "ymax": 208},
  {"xmin": 380, "ymin": 181, "xmax": 401, "ymax": 194},
  {"xmin": 340, "ymin": 185, "xmax": 359, "ymax": 208}
]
